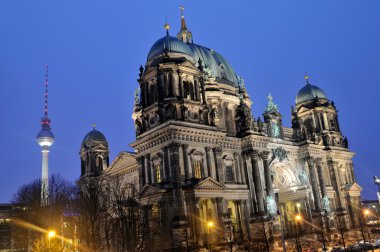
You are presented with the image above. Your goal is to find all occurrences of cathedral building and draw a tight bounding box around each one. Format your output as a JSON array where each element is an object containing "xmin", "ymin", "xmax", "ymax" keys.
[{"xmin": 79, "ymin": 8, "xmax": 362, "ymax": 250}]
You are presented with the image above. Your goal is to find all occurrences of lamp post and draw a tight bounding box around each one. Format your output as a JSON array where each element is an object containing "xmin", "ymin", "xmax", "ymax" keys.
[
  {"xmin": 208, "ymin": 221, "xmax": 213, "ymax": 252},
  {"xmin": 364, "ymin": 209, "xmax": 375, "ymax": 252},
  {"xmin": 320, "ymin": 211, "xmax": 327, "ymax": 252},
  {"xmin": 294, "ymin": 214, "xmax": 303, "ymax": 252},
  {"xmin": 374, "ymin": 176, "xmax": 380, "ymax": 204},
  {"xmin": 48, "ymin": 230, "xmax": 56, "ymax": 248}
]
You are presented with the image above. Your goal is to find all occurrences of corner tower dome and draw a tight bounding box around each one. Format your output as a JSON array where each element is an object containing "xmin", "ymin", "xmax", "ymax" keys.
[
  {"xmin": 147, "ymin": 35, "xmax": 192, "ymax": 60},
  {"xmin": 296, "ymin": 76, "xmax": 328, "ymax": 104},
  {"xmin": 82, "ymin": 126, "xmax": 108, "ymax": 145}
]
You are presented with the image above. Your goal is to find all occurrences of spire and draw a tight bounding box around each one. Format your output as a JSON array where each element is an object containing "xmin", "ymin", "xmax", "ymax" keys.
[
  {"xmin": 92, "ymin": 123, "xmax": 96, "ymax": 130},
  {"xmin": 177, "ymin": 5, "xmax": 193, "ymax": 43},
  {"xmin": 179, "ymin": 5, "xmax": 187, "ymax": 30}
]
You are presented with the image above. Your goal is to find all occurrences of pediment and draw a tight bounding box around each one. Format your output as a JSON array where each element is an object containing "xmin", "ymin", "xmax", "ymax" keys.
[
  {"xmin": 108, "ymin": 152, "xmax": 136, "ymax": 170},
  {"xmin": 179, "ymin": 61, "xmax": 196, "ymax": 69},
  {"xmin": 139, "ymin": 184, "xmax": 161, "ymax": 198},
  {"xmin": 346, "ymin": 182, "xmax": 363, "ymax": 192},
  {"xmin": 194, "ymin": 177, "xmax": 224, "ymax": 191}
]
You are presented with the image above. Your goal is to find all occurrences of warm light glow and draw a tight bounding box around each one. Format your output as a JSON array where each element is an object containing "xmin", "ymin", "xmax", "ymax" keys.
[
  {"xmin": 296, "ymin": 203, "xmax": 301, "ymax": 208},
  {"xmin": 364, "ymin": 209, "xmax": 370, "ymax": 216},
  {"xmin": 48, "ymin": 231, "xmax": 56, "ymax": 238},
  {"xmin": 208, "ymin": 221, "xmax": 214, "ymax": 228},
  {"xmin": 295, "ymin": 214, "xmax": 302, "ymax": 221}
]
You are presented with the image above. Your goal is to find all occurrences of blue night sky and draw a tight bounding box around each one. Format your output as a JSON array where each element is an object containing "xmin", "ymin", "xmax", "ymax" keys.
[{"xmin": 0, "ymin": 1, "xmax": 379, "ymax": 202}]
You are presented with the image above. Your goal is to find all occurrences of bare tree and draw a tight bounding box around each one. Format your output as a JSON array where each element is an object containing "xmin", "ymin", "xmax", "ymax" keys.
[
  {"xmin": 76, "ymin": 176, "xmax": 109, "ymax": 252},
  {"xmin": 11, "ymin": 175, "xmax": 75, "ymax": 251}
]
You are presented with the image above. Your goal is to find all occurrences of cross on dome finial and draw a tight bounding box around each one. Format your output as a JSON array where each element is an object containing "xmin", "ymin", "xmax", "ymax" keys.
[
  {"xmin": 267, "ymin": 93, "xmax": 273, "ymax": 103},
  {"xmin": 179, "ymin": 5, "xmax": 184, "ymax": 17},
  {"xmin": 164, "ymin": 17, "xmax": 170, "ymax": 35},
  {"xmin": 92, "ymin": 123, "xmax": 96, "ymax": 130},
  {"xmin": 304, "ymin": 73, "xmax": 310, "ymax": 85}
]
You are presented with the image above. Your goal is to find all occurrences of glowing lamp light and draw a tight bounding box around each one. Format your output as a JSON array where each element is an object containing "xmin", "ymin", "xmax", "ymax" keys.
[
  {"xmin": 364, "ymin": 209, "xmax": 370, "ymax": 216},
  {"xmin": 295, "ymin": 214, "xmax": 302, "ymax": 222},
  {"xmin": 296, "ymin": 203, "xmax": 301, "ymax": 208},
  {"xmin": 48, "ymin": 231, "xmax": 56, "ymax": 238},
  {"xmin": 208, "ymin": 221, "xmax": 214, "ymax": 228}
]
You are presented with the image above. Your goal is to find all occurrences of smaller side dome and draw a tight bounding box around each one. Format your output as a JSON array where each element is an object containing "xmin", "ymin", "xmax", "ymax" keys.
[
  {"xmin": 296, "ymin": 83, "xmax": 328, "ymax": 104},
  {"xmin": 147, "ymin": 36, "xmax": 192, "ymax": 60},
  {"xmin": 82, "ymin": 129, "xmax": 107, "ymax": 144}
]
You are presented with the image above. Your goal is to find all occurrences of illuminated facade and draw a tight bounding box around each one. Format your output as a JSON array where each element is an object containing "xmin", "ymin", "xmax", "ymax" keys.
[{"xmin": 80, "ymin": 8, "xmax": 362, "ymax": 250}]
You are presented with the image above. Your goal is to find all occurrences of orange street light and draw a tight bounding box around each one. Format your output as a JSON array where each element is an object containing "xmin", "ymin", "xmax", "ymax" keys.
[
  {"xmin": 208, "ymin": 221, "xmax": 214, "ymax": 228},
  {"xmin": 48, "ymin": 231, "xmax": 56, "ymax": 238},
  {"xmin": 364, "ymin": 209, "xmax": 370, "ymax": 216},
  {"xmin": 48, "ymin": 230, "xmax": 56, "ymax": 248},
  {"xmin": 295, "ymin": 214, "xmax": 302, "ymax": 222}
]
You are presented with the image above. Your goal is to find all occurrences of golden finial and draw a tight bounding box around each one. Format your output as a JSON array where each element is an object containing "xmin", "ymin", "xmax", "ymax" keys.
[
  {"xmin": 164, "ymin": 23, "xmax": 170, "ymax": 31},
  {"xmin": 92, "ymin": 123, "xmax": 96, "ymax": 130},
  {"xmin": 304, "ymin": 73, "xmax": 310, "ymax": 84}
]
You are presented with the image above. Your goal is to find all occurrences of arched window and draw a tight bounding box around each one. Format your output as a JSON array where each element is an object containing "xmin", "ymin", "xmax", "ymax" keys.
[
  {"xmin": 225, "ymin": 166, "xmax": 234, "ymax": 183},
  {"xmin": 155, "ymin": 164, "xmax": 161, "ymax": 183},
  {"xmin": 193, "ymin": 160, "xmax": 202, "ymax": 179}
]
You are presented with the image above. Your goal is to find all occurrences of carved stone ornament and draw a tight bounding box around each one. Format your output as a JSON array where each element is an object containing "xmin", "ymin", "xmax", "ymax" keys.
[
  {"xmin": 322, "ymin": 196, "xmax": 331, "ymax": 213},
  {"xmin": 271, "ymin": 147, "xmax": 288, "ymax": 162},
  {"xmin": 266, "ymin": 195, "xmax": 277, "ymax": 217},
  {"xmin": 298, "ymin": 170, "xmax": 308, "ymax": 185}
]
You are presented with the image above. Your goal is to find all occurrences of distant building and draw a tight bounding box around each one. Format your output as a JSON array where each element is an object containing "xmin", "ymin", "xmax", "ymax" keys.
[
  {"xmin": 79, "ymin": 7, "xmax": 362, "ymax": 250},
  {"xmin": 0, "ymin": 204, "xmax": 13, "ymax": 251},
  {"xmin": 362, "ymin": 199, "xmax": 380, "ymax": 225}
]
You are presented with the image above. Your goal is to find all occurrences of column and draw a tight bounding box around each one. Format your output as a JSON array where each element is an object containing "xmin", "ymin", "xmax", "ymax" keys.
[
  {"xmin": 216, "ymin": 197, "xmax": 224, "ymax": 229},
  {"xmin": 136, "ymin": 156, "xmax": 145, "ymax": 190},
  {"xmin": 161, "ymin": 153, "xmax": 166, "ymax": 182},
  {"xmin": 234, "ymin": 153, "xmax": 242, "ymax": 184},
  {"xmin": 169, "ymin": 144, "xmax": 186, "ymax": 218},
  {"xmin": 200, "ymin": 78, "xmax": 206, "ymax": 105},
  {"xmin": 316, "ymin": 159, "xmax": 327, "ymax": 199},
  {"xmin": 182, "ymin": 144, "xmax": 190, "ymax": 179},
  {"xmin": 327, "ymin": 160, "xmax": 343, "ymax": 210},
  {"xmin": 205, "ymin": 147, "xmax": 216, "ymax": 179},
  {"xmin": 243, "ymin": 151, "xmax": 257, "ymax": 215},
  {"xmin": 235, "ymin": 200, "xmax": 244, "ymax": 240},
  {"xmin": 194, "ymin": 198, "xmax": 203, "ymax": 245},
  {"xmin": 144, "ymin": 154, "xmax": 151, "ymax": 184},
  {"xmin": 262, "ymin": 151, "xmax": 274, "ymax": 199},
  {"xmin": 202, "ymin": 154, "xmax": 209, "ymax": 178},
  {"xmin": 323, "ymin": 112, "xmax": 329, "ymax": 131},
  {"xmin": 213, "ymin": 147, "xmax": 224, "ymax": 184},
  {"xmin": 251, "ymin": 151, "xmax": 265, "ymax": 214},
  {"xmin": 307, "ymin": 158, "xmax": 322, "ymax": 212},
  {"xmin": 164, "ymin": 147, "xmax": 171, "ymax": 181}
]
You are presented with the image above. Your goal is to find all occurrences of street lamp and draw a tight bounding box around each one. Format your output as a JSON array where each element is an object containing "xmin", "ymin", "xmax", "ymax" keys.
[
  {"xmin": 48, "ymin": 230, "xmax": 56, "ymax": 248},
  {"xmin": 364, "ymin": 210, "xmax": 374, "ymax": 252},
  {"xmin": 374, "ymin": 176, "xmax": 380, "ymax": 204},
  {"xmin": 294, "ymin": 214, "xmax": 303, "ymax": 252},
  {"xmin": 208, "ymin": 221, "xmax": 214, "ymax": 252}
]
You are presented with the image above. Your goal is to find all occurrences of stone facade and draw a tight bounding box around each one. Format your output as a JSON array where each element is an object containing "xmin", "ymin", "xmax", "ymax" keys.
[{"xmin": 79, "ymin": 10, "xmax": 362, "ymax": 250}]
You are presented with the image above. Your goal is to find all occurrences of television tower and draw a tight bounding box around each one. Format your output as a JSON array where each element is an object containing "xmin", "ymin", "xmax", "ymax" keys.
[{"xmin": 36, "ymin": 64, "xmax": 55, "ymax": 205}]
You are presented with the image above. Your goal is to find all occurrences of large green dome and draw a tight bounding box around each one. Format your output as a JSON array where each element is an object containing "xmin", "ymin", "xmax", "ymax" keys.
[{"xmin": 147, "ymin": 35, "xmax": 238, "ymax": 86}]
